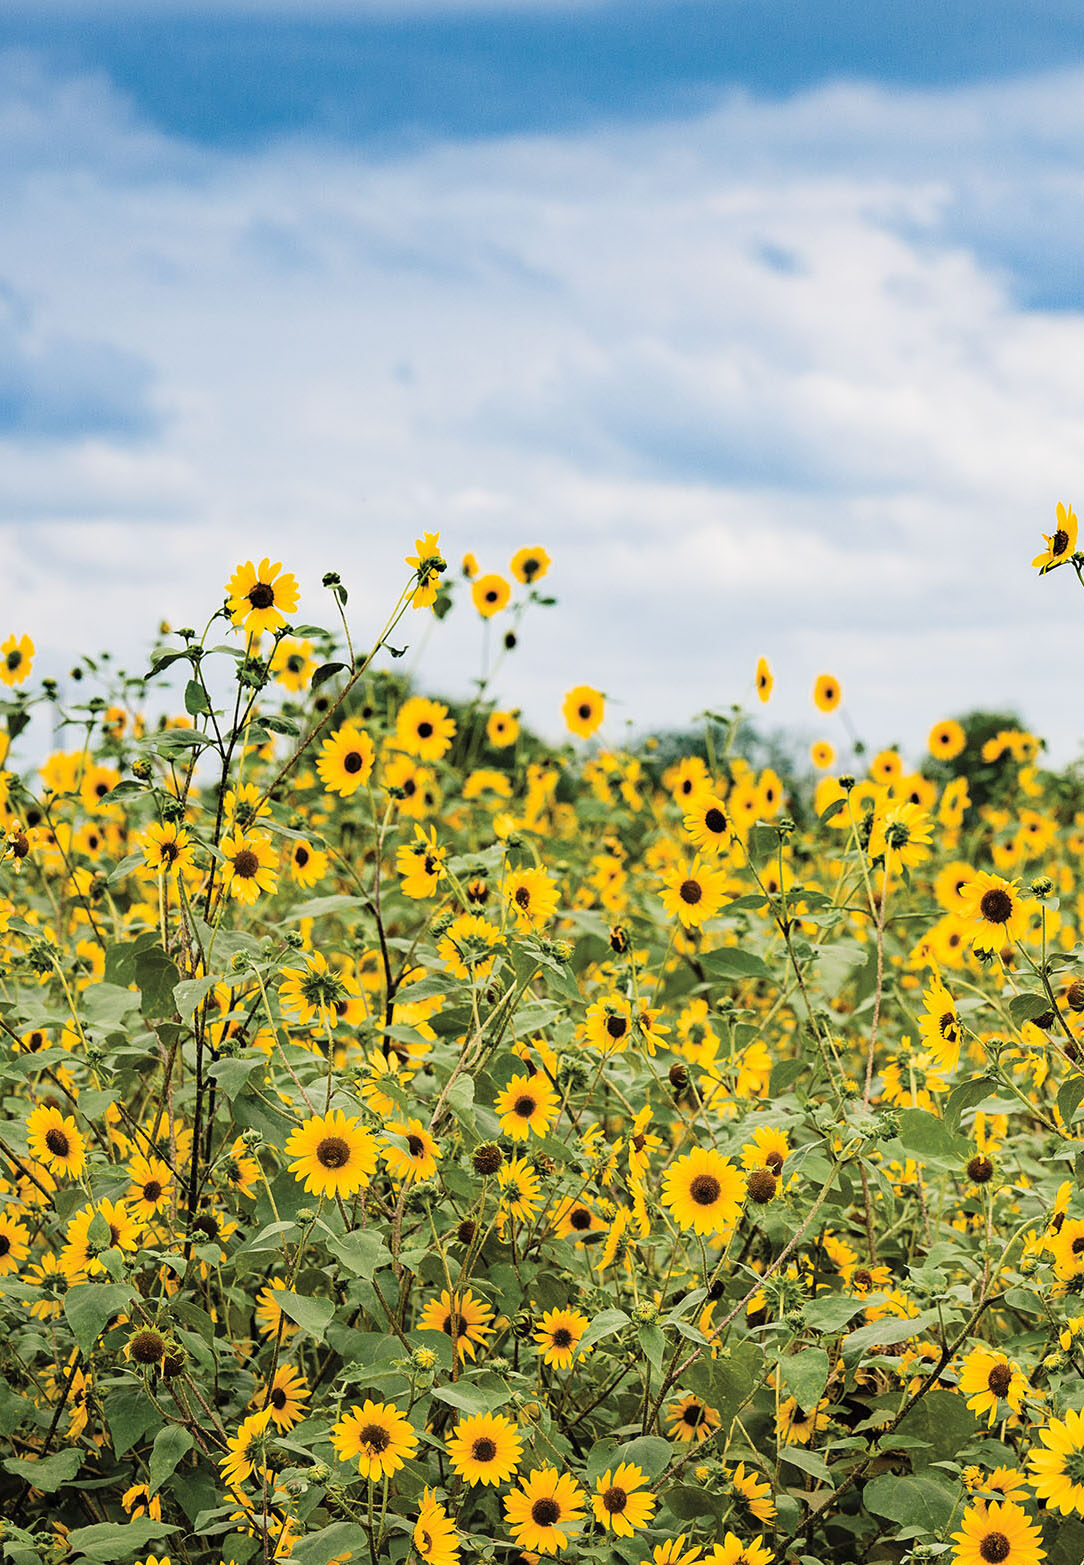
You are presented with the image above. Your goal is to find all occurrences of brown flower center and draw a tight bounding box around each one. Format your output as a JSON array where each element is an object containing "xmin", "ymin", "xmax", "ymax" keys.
[
  {"xmin": 515, "ymin": 886, "xmax": 531, "ymax": 908},
  {"xmin": 232, "ymin": 848, "xmax": 259, "ymax": 879},
  {"xmin": 704, "ymin": 807, "xmax": 726, "ymax": 833},
  {"xmin": 602, "ymin": 1485, "xmax": 628, "ymax": 1513},
  {"xmin": 1053, "ymin": 527, "xmax": 1070, "ymax": 555},
  {"xmin": 552, "ymin": 1326, "xmax": 573, "ymax": 1348},
  {"xmin": 683, "ymin": 1403, "xmax": 705, "ymax": 1425},
  {"xmin": 986, "ymin": 1363, "xmax": 1012, "ymax": 1397},
  {"xmin": 407, "ymin": 1135, "xmax": 426, "ymax": 1157},
  {"xmin": 513, "ymin": 1095, "xmax": 537, "ymax": 1118},
  {"xmin": 130, "ymin": 1329, "xmax": 165, "ymax": 1364},
  {"xmin": 530, "ymin": 1498, "xmax": 561, "ymax": 1527},
  {"xmin": 143, "ymin": 1180, "xmax": 163, "ymax": 1202},
  {"xmin": 359, "ymin": 1422, "xmax": 390, "ymax": 1453},
  {"xmin": 248, "ymin": 582, "xmax": 275, "ymax": 609},
  {"xmin": 271, "ymin": 1388, "xmax": 287, "ymax": 1409},
  {"xmin": 569, "ymin": 1207, "xmax": 591, "ymax": 1230},
  {"xmin": 746, "ymin": 1170, "xmax": 777, "ymax": 1204},
  {"xmin": 471, "ymin": 1437, "xmax": 497, "ymax": 1462},
  {"xmin": 316, "ymin": 1136, "xmax": 350, "ymax": 1169},
  {"xmin": 417, "ymin": 721, "xmax": 434, "ymax": 739},
  {"xmin": 343, "ymin": 751, "xmax": 364, "ymax": 774},
  {"xmin": 979, "ymin": 887, "xmax": 1013, "ymax": 924},
  {"xmin": 45, "ymin": 1127, "xmax": 71, "ymax": 1158},
  {"xmin": 979, "ymin": 1533, "xmax": 1010, "ymax": 1564},
  {"xmin": 690, "ymin": 1173, "xmax": 721, "ymax": 1205},
  {"xmin": 679, "ymin": 878, "xmax": 703, "ymax": 904},
  {"xmin": 605, "ymin": 1015, "xmax": 628, "ymax": 1039}
]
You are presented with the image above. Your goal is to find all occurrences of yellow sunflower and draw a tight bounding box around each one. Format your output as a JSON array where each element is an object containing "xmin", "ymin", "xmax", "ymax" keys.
[
  {"xmin": 504, "ymin": 866, "xmax": 559, "ymax": 931},
  {"xmin": 666, "ymin": 1393, "xmax": 722, "ymax": 1443},
  {"xmin": 220, "ymin": 1407, "xmax": 274, "ymax": 1487},
  {"xmin": 330, "ymin": 1399, "xmax": 419, "ymax": 1479},
  {"xmin": 414, "ymin": 1487, "xmax": 461, "ymax": 1565},
  {"xmin": 755, "ymin": 656, "xmax": 773, "ymax": 702},
  {"xmin": 26, "ymin": 1104, "xmax": 86, "ymax": 1179},
  {"xmin": 220, "ymin": 829, "xmax": 279, "ymax": 905},
  {"xmin": 813, "ymin": 673, "xmax": 842, "ymax": 712},
  {"xmin": 494, "ymin": 1072, "xmax": 559, "ymax": 1140},
  {"xmin": 659, "ymin": 861, "xmax": 730, "ymax": 930},
  {"xmin": 1028, "ymin": 1406, "xmax": 1084, "ymax": 1515},
  {"xmin": 382, "ymin": 1120, "xmax": 442, "ymax": 1183},
  {"xmin": 316, "ymin": 723, "xmax": 375, "ymax": 796},
  {"xmin": 958, "ymin": 871, "xmax": 1031, "ymax": 952},
  {"xmin": 504, "ymin": 1467, "xmax": 586, "ymax": 1554},
  {"xmin": 533, "ymin": 1307, "xmax": 589, "ymax": 1369},
  {"xmin": 562, "ymin": 685, "xmax": 605, "ymax": 739},
  {"xmin": 415, "ymin": 1288, "xmax": 493, "ymax": 1360},
  {"xmin": 956, "ymin": 1348, "xmax": 1027, "ymax": 1427},
  {"xmin": 487, "ymin": 709, "xmax": 519, "ymax": 748},
  {"xmin": 0, "ymin": 1213, "xmax": 30, "ymax": 1276},
  {"xmin": 918, "ymin": 976, "xmax": 962, "ymax": 1073},
  {"xmin": 950, "ymin": 1499, "xmax": 1044, "ymax": 1565},
  {"xmin": 225, "ymin": 557, "xmax": 299, "ymax": 637},
  {"xmin": 141, "ymin": 820, "xmax": 197, "ymax": 876},
  {"xmin": 1033, "ymin": 501, "xmax": 1078, "ymax": 573},
  {"xmin": 405, "ymin": 531, "xmax": 446, "ymax": 609},
  {"xmin": 929, "ymin": 718, "xmax": 966, "ymax": 760},
  {"xmin": 0, "ymin": 633, "xmax": 34, "ymax": 687},
  {"xmin": 510, "ymin": 545, "xmax": 551, "ymax": 584},
  {"xmin": 682, "ymin": 794, "xmax": 732, "ymax": 855},
  {"xmin": 447, "ymin": 1411, "xmax": 523, "ymax": 1487},
  {"xmin": 592, "ymin": 1462, "xmax": 656, "ymax": 1537},
  {"xmin": 661, "ymin": 1147, "xmax": 744, "ymax": 1236},
  {"xmin": 396, "ymin": 695, "xmax": 456, "ymax": 760},
  {"xmin": 254, "ymin": 1364, "xmax": 310, "ymax": 1432},
  {"xmin": 284, "ymin": 1110, "xmax": 378, "ymax": 1199},
  {"xmin": 472, "ymin": 573, "xmax": 511, "ymax": 618}
]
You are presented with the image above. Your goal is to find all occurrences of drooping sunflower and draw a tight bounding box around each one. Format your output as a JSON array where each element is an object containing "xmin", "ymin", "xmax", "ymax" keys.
[
  {"xmin": 562, "ymin": 684, "xmax": 605, "ymax": 739},
  {"xmin": 659, "ymin": 861, "xmax": 730, "ymax": 930},
  {"xmin": 284, "ymin": 1110, "xmax": 378, "ymax": 1199},
  {"xmin": 220, "ymin": 829, "xmax": 279, "ymax": 905},
  {"xmin": 225, "ymin": 558, "xmax": 300, "ymax": 637},
  {"xmin": 472, "ymin": 573, "xmax": 511, "ymax": 618},
  {"xmin": 1033, "ymin": 501, "xmax": 1078, "ymax": 573},
  {"xmin": 316, "ymin": 723, "xmax": 375, "ymax": 796},
  {"xmin": 415, "ymin": 1288, "xmax": 494, "ymax": 1360},
  {"xmin": 504, "ymin": 866, "xmax": 560, "ymax": 931},
  {"xmin": 504, "ymin": 1467, "xmax": 586, "ymax": 1554},
  {"xmin": 382, "ymin": 1120, "xmax": 442, "ymax": 1183},
  {"xmin": 414, "ymin": 1487, "xmax": 461, "ymax": 1565},
  {"xmin": 510, "ymin": 545, "xmax": 551, "ymax": 584},
  {"xmin": 754, "ymin": 656, "xmax": 773, "ymax": 702},
  {"xmin": 728, "ymin": 1462, "xmax": 776, "ymax": 1524},
  {"xmin": 592, "ymin": 1462, "xmax": 657, "ymax": 1538},
  {"xmin": 254, "ymin": 1363, "xmax": 311, "ymax": 1432},
  {"xmin": 141, "ymin": 820, "xmax": 197, "ymax": 876},
  {"xmin": 26, "ymin": 1104, "xmax": 86, "ymax": 1179},
  {"xmin": 812, "ymin": 673, "xmax": 842, "ymax": 712},
  {"xmin": 956, "ymin": 1348, "xmax": 1027, "ymax": 1427},
  {"xmin": 666, "ymin": 1393, "xmax": 722, "ymax": 1444},
  {"xmin": 0, "ymin": 1212, "xmax": 30, "ymax": 1277},
  {"xmin": 494, "ymin": 1071, "xmax": 559, "ymax": 1140},
  {"xmin": 958, "ymin": 870, "xmax": 1031, "ymax": 952},
  {"xmin": 331, "ymin": 1399, "xmax": 419, "ymax": 1479},
  {"xmin": 278, "ymin": 951, "xmax": 353, "ymax": 1029},
  {"xmin": 396, "ymin": 695, "xmax": 456, "ymax": 760},
  {"xmin": 447, "ymin": 1411, "xmax": 523, "ymax": 1487},
  {"xmin": 918, "ymin": 976, "xmax": 962, "ymax": 1073},
  {"xmin": 661, "ymin": 1147, "xmax": 744, "ymax": 1236},
  {"xmin": 1028, "ymin": 1406, "xmax": 1084, "ymax": 1515},
  {"xmin": 486, "ymin": 709, "xmax": 519, "ymax": 748},
  {"xmin": 533, "ymin": 1307, "xmax": 589, "ymax": 1369},
  {"xmin": 0, "ymin": 633, "xmax": 34, "ymax": 687},
  {"xmin": 950, "ymin": 1499, "xmax": 1045, "ymax": 1565},
  {"xmin": 405, "ymin": 531, "xmax": 446, "ymax": 609},
  {"xmin": 220, "ymin": 1406, "xmax": 274, "ymax": 1488},
  {"xmin": 682, "ymin": 794, "xmax": 732, "ymax": 855}
]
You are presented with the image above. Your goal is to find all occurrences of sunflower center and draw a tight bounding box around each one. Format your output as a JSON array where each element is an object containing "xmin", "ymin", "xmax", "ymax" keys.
[
  {"xmin": 407, "ymin": 1135, "xmax": 426, "ymax": 1157},
  {"xmin": 513, "ymin": 1095, "xmax": 536, "ymax": 1118},
  {"xmin": 1073, "ymin": 1235, "xmax": 1084, "ymax": 1255},
  {"xmin": 530, "ymin": 1498, "xmax": 561, "ymax": 1526},
  {"xmin": 606, "ymin": 1015, "xmax": 628, "ymax": 1039},
  {"xmin": 359, "ymin": 1423, "xmax": 390, "ymax": 1452},
  {"xmin": 515, "ymin": 886, "xmax": 531, "ymax": 908},
  {"xmin": 690, "ymin": 1173, "xmax": 721, "ymax": 1205},
  {"xmin": 569, "ymin": 1207, "xmax": 591, "ymax": 1230},
  {"xmin": 746, "ymin": 1169, "xmax": 777, "ymax": 1204},
  {"xmin": 578, "ymin": 703, "xmax": 592, "ymax": 721},
  {"xmin": 471, "ymin": 1437, "xmax": 497, "ymax": 1462},
  {"xmin": 602, "ymin": 1485, "xmax": 628, "ymax": 1514},
  {"xmin": 523, "ymin": 557, "xmax": 539, "ymax": 578},
  {"xmin": 12, "ymin": 834, "xmax": 29, "ymax": 858},
  {"xmin": 143, "ymin": 1180, "xmax": 163, "ymax": 1202},
  {"xmin": 130, "ymin": 1329, "xmax": 165, "ymax": 1364},
  {"xmin": 979, "ymin": 887, "xmax": 1013, "ymax": 924},
  {"xmin": 316, "ymin": 1136, "xmax": 350, "ymax": 1169},
  {"xmin": 108, "ymin": 1224, "xmax": 121, "ymax": 1246},
  {"xmin": 683, "ymin": 1403, "xmax": 705, "ymax": 1425},
  {"xmin": 552, "ymin": 1327, "xmax": 573, "ymax": 1348},
  {"xmin": 679, "ymin": 878, "xmax": 703, "ymax": 905},
  {"xmin": 1053, "ymin": 527, "xmax": 1070, "ymax": 554},
  {"xmin": 271, "ymin": 1388, "xmax": 287, "ymax": 1409},
  {"xmin": 417, "ymin": 721, "xmax": 434, "ymax": 738},
  {"xmin": 978, "ymin": 1533, "xmax": 1010, "ymax": 1564},
  {"xmin": 0, "ymin": 1236, "xmax": 9, "ymax": 1256},
  {"xmin": 159, "ymin": 840, "xmax": 179, "ymax": 864},
  {"xmin": 765, "ymin": 1150, "xmax": 784, "ymax": 1175},
  {"xmin": 6, "ymin": 650, "xmax": 22, "ymax": 671},
  {"xmin": 939, "ymin": 1011, "xmax": 957, "ymax": 1038},
  {"xmin": 443, "ymin": 1311, "xmax": 467, "ymax": 1338},
  {"xmin": 343, "ymin": 751, "xmax": 364, "ymax": 774},
  {"xmin": 232, "ymin": 848, "xmax": 260, "ymax": 879},
  {"xmin": 45, "ymin": 1127, "xmax": 71, "ymax": 1157},
  {"xmin": 295, "ymin": 847, "xmax": 309, "ymax": 866},
  {"xmin": 704, "ymin": 808, "xmax": 726, "ymax": 833},
  {"xmin": 986, "ymin": 1363, "xmax": 1012, "ymax": 1397}
]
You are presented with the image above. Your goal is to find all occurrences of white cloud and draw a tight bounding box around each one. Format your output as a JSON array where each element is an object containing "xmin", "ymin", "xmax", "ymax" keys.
[{"xmin": 1, "ymin": 57, "xmax": 1084, "ymax": 763}]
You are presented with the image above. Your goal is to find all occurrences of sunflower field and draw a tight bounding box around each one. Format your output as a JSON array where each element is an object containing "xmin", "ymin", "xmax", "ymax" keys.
[{"xmin": 2, "ymin": 516, "xmax": 1084, "ymax": 1565}]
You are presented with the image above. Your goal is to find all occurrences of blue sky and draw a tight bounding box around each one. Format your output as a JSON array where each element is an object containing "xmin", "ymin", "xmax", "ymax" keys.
[{"xmin": 3, "ymin": 0, "xmax": 1084, "ymax": 759}]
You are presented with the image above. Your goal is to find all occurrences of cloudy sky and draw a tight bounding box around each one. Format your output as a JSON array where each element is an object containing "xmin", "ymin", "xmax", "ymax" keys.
[{"xmin": 3, "ymin": 0, "xmax": 1084, "ymax": 760}]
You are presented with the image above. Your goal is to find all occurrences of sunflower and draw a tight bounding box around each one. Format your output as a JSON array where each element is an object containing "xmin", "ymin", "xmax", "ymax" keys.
[
  {"xmin": 951, "ymin": 1499, "xmax": 1045, "ymax": 1565},
  {"xmin": 437, "ymin": 912, "xmax": 503, "ymax": 980},
  {"xmin": 61, "ymin": 1199, "xmax": 141, "ymax": 1279},
  {"xmin": 562, "ymin": 685, "xmax": 605, "ymax": 739},
  {"xmin": 740, "ymin": 1126, "xmax": 789, "ymax": 1176},
  {"xmin": 487, "ymin": 709, "xmax": 519, "ymax": 748},
  {"xmin": 397, "ymin": 824, "xmax": 448, "ymax": 899},
  {"xmin": 504, "ymin": 866, "xmax": 559, "ymax": 931},
  {"xmin": 1033, "ymin": 501, "xmax": 1078, "ymax": 573},
  {"xmin": 929, "ymin": 718, "xmax": 966, "ymax": 760},
  {"xmin": 497, "ymin": 1156, "xmax": 542, "ymax": 1227},
  {"xmin": 956, "ymin": 1348, "xmax": 1027, "ymax": 1427},
  {"xmin": 659, "ymin": 861, "xmax": 730, "ymax": 930},
  {"xmin": 0, "ymin": 1212, "xmax": 30, "ymax": 1277},
  {"xmin": 316, "ymin": 723, "xmax": 375, "ymax": 796},
  {"xmin": 415, "ymin": 1288, "xmax": 494, "ymax": 1360},
  {"xmin": 221, "ymin": 829, "xmax": 278, "ymax": 905},
  {"xmin": 918, "ymin": 976, "xmax": 962, "ymax": 1073},
  {"xmin": 661, "ymin": 1147, "xmax": 744, "ymax": 1236},
  {"xmin": 414, "ymin": 1487, "xmax": 461, "ymax": 1565},
  {"xmin": 447, "ymin": 1411, "xmax": 523, "ymax": 1487},
  {"xmin": 683, "ymin": 794, "xmax": 732, "ymax": 855},
  {"xmin": 533, "ymin": 1306, "xmax": 589, "ymax": 1369},
  {"xmin": 754, "ymin": 656, "xmax": 773, "ymax": 703},
  {"xmin": 958, "ymin": 871, "xmax": 1031, "ymax": 952},
  {"xmin": 26, "ymin": 1104, "xmax": 86, "ymax": 1179},
  {"xmin": 255, "ymin": 1277, "xmax": 297, "ymax": 1339},
  {"xmin": 472, "ymin": 573, "xmax": 511, "ymax": 618},
  {"xmin": 708, "ymin": 1537, "xmax": 775, "ymax": 1565},
  {"xmin": 868, "ymin": 801, "xmax": 932, "ymax": 871},
  {"xmin": 1028, "ymin": 1406, "xmax": 1084, "ymax": 1515},
  {"xmin": 330, "ymin": 1399, "xmax": 419, "ymax": 1479},
  {"xmin": 122, "ymin": 1484, "xmax": 162, "ymax": 1521},
  {"xmin": 666, "ymin": 1393, "xmax": 722, "ymax": 1443},
  {"xmin": 654, "ymin": 1538, "xmax": 706, "ymax": 1565},
  {"xmin": 592, "ymin": 1462, "xmax": 656, "ymax": 1537},
  {"xmin": 584, "ymin": 994, "xmax": 634, "ymax": 1053},
  {"xmin": 382, "ymin": 1119, "xmax": 442, "ymax": 1183},
  {"xmin": 284, "ymin": 1110, "xmax": 378, "ymax": 1199},
  {"xmin": 225, "ymin": 558, "xmax": 299, "ymax": 637},
  {"xmin": 141, "ymin": 820, "xmax": 197, "ymax": 876},
  {"xmin": 504, "ymin": 1468, "xmax": 586, "ymax": 1554},
  {"xmin": 396, "ymin": 695, "xmax": 456, "ymax": 760},
  {"xmin": 289, "ymin": 838, "xmax": 328, "ymax": 889},
  {"xmin": 269, "ymin": 636, "xmax": 316, "ymax": 691},
  {"xmin": 127, "ymin": 1153, "xmax": 173, "ymax": 1218},
  {"xmin": 0, "ymin": 633, "xmax": 34, "ymax": 687},
  {"xmin": 254, "ymin": 1364, "xmax": 310, "ymax": 1432},
  {"xmin": 278, "ymin": 952, "xmax": 354, "ymax": 1029},
  {"xmin": 510, "ymin": 546, "xmax": 551, "ymax": 584},
  {"xmin": 495, "ymin": 1071, "xmax": 559, "ymax": 1140},
  {"xmin": 813, "ymin": 673, "xmax": 842, "ymax": 712},
  {"xmin": 405, "ymin": 531, "xmax": 446, "ymax": 609},
  {"xmin": 220, "ymin": 1407, "xmax": 274, "ymax": 1488},
  {"xmin": 551, "ymin": 1196, "xmax": 605, "ymax": 1243},
  {"xmin": 729, "ymin": 1462, "xmax": 776, "ymax": 1524},
  {"xmin": 776, "ymin": 1396, "xmax": 830, "ymax": 1445},
  {"xmin": 810, "ymin": 740, "xmax": 834, "ymax": 769}
]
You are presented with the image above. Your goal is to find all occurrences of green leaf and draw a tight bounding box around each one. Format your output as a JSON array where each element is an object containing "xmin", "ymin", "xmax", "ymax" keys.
[
  {"xmin": 105, "ymin": 1382, "xmax": 161, "ymax": 1457},
  {"xmin": 3, "ymin": 1449, "xmax": 83, "ymax": 1492},
  {"xmin": 700, "ymin": 947, "xmax": 771, "ymax": 982},
  {"xmin": 64, "ymin": 1283, "xmax": 135, "ymax": 1353},
  {"xmin": 843, "ymin": 1310, "xmax": 941, "ymax": 1360},
  {"xmin": 614, "ymin": 1434, "xmax": 671, "ymax": 1479},
  {"xmin": 325, "ymin": 1230, "xmax": 392, "ymax": 1279},
  {"xmin": 1059, "ymin": 1075, "xmax": 1084, "ymax": 1130},
  {"xmin": 579, "ymin": 1308, "xmax": 630, "ymax": 1349},
  {"xmin": 802, "ymin": 1295, "xmax": 864, "ymax": 1333},
  {"xmin": 638, "ymin": 1323, "xmax": 666, "ymax": 1373},
  {"xmin": 895, "ymin": 1109, "xmax": 968, "ymax": 1167},
  {"xmin": 430, "ymin": 1380, "xmax": 510, "ymax": 1414},
  {"xmin": 944, "ymin": 1074, "xmax": 999, "ymax": 1132},
  {"xmin": 65, "ymin": 1520, "xmax": 176, "ymax": 1562},
  {"xmin": 779, "ymin": 1347, "xmax": 830, "ymax": 1411},
  {"xmin": 862, "ymin": 1471, "xmax": 957, "ymax": 1536},
  {"xmin": 173, "ymin": 976, "xmax": 221, "ymax": 1018},
  {"xmin": 184, "ymin": 679, "xmax": 211, "ymax": 716},
  {"xmin": 150, "ymin": 1424, "xmax": 195, "ymax": 1494},
  {"xmin": 1009, "ymin": 991, "xmax": 1052, "ymax": 1027},
  {"xmin": 310, "ymin": 662, "xmax": 348, "ymax": 692},
  {"xmin": 780, "ymin": 1445, "xmax": 833, "ymax": 1483},
  {"xmin": 290, "ymin": 1523, "xmax": 369, "ymax": 1565},
  {"xmin": 209, "ymin": 1055, "xmax": 267, "ymax": 1100},
  {"xmin": 271, "ymin": 1290, "xmax": 334, "ymax": 1340}
]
